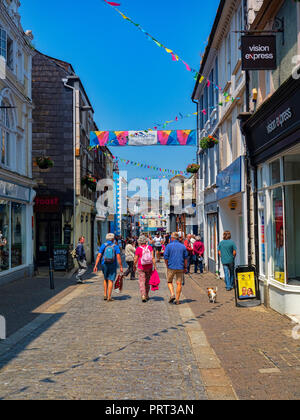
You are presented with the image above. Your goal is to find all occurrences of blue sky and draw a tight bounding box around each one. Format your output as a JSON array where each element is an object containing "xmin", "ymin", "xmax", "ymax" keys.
[{"xmin": 20, "ymin": 0, "xmax": 220, "ymax": 182}]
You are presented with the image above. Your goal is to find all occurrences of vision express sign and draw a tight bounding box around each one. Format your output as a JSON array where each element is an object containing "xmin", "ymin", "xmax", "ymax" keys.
[{"xmin": 241, "ymin": 35, "xmax": 277, "ymax": 70}]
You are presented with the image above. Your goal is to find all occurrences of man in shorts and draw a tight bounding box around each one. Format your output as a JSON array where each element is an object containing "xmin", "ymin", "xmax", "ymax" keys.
[
  {"xmin": 164, "ymin": 232, "xmax": 188, "ymax": 305},
  {"xmin": 93, "ymin": 233, "xmax": 123, "ymax": 302}
]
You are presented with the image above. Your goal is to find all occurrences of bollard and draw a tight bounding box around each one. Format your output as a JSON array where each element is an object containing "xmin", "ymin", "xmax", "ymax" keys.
[{"xmin": 49, "ymin": 258, "xmax": 55, "ymax": 290}]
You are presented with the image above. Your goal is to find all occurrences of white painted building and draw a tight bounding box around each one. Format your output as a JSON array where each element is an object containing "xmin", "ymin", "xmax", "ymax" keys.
[{"xmin": 0, "ymin": 0, "xmax": 35, "ymax": 285}]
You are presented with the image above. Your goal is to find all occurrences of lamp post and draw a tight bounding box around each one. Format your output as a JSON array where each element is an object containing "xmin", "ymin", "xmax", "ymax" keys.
[{"xmin": 63, "ymin": 202, "xmax": 73, "ymax": 245}]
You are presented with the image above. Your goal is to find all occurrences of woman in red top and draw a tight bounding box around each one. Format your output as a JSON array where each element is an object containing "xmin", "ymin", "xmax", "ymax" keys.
[
  {"xmin": 133, "ymin": 235, "xmax": 157, "ymax": 302},
  {"xmin": 193, "ymin": 236, "xmax": 205, "ymax": 274}
]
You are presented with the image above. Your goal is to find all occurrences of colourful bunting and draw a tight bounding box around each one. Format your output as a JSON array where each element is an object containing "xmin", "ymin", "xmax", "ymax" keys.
[{"xmin": 101, "ymin": 0, "xmax": 236, "ymax": 101}]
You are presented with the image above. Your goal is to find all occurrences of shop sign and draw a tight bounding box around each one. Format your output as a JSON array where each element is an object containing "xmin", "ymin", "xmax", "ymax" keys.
[
  {"xmin": 241, "ymin": 35, "xmax": 277, "ymax": 70},
  {"xmin": 35, "ymin": 197, "xmax": 60, "ymax": 213},
  {"xmin": 216, "ymin": 157, "xmax": 242, "ymax": 201},
  {"xmin": 0, "ymin": 180, "xmax": 30, "ymax": 203},
  {"xmin": 244, "ymin": 77, "xmax": 300, "ymax": 164}
]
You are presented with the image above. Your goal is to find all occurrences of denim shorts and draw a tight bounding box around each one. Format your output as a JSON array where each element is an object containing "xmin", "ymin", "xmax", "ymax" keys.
[{"xmin": 101, "ymin": 264, "xmax": 117, "ymax": 281}]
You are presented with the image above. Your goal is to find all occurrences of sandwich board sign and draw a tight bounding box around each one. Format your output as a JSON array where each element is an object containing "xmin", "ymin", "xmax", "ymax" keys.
[
  {"xmin": 234, "ymin": 265, "xmax": 261, "ymax": 308},
  {"xmin": 241, "ymin": 35, "xmax": 277, "ymax": 71}
]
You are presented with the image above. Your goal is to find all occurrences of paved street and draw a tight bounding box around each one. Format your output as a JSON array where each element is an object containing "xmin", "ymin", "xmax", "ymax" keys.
[
  {"xmin": 0, "ymin": 265, "xmax": 299, "ymax": 400},
  {"xmin": 0, "ymin": 265, "xmax": 234, "ymax": 400}
]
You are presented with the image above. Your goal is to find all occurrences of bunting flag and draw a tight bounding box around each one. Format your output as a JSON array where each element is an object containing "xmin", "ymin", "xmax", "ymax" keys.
[
  {"xmin": 101, "ymin": 0, "xmax": 236, "ymax": 101},
  {"xmin": 112, "ymin": 155, "xmax": 188, "ymax": 175},
  {"xmin": 90, "ymin": 130, "xmax": 197, "ymax": 147}
]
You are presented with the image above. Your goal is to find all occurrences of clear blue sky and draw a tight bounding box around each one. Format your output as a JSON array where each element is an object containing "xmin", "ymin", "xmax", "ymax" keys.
[{"xmin": 21, "ymin": 0, "xmax": 220, "ymax": 182}]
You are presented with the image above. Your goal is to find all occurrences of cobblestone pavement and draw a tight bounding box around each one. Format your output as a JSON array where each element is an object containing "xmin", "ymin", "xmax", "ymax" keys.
[
  {"xmin": 183, "ymin": 272, "xmax": 300, "ymax": 400},
  {"xmin": 0, "ymin": 265, "xmax": 232, "ymax": 401}
]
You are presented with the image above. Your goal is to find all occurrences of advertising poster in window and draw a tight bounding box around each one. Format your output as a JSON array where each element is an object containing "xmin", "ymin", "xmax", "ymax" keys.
[
  {"xmin": 274, "ymin": 199, "xmax": 285, "ymax": 283},
  {"xmin": 237, "ymin": 271, "xmax": 257, "ymax": 300}
]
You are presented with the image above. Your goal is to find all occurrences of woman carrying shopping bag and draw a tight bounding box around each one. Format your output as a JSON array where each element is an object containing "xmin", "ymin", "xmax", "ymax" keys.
[{"xmin": 133, "ymin": 235, "xmax": 157, "ymax": 302}]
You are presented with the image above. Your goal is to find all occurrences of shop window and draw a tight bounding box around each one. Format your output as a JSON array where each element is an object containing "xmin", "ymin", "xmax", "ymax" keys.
[
  {"xmin": 269, "ymin": 160, "xmax": 281, "ymax": 185},
  {"xmin": 271, "ymin": 187, "xmax": 285, "ymax": 283},
  {"xmin": 0, "ymin": 200, "xmax": 9, "ymax": 272},
  {"xmin": 11, "ymin": 202, "xmax": 26, "ymax": 268},
  {"xmin": 284, "ymin": 154, "xmax": 300, "ymax": 182},
  {"xmin": 285, "ymin": 184, "xmax": 300, "ymax": 285}
]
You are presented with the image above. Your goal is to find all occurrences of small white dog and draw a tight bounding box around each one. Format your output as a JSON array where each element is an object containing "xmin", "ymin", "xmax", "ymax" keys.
[{"xmin": 207, "ymin": 287, "xmax": 218, "ymax": 303}]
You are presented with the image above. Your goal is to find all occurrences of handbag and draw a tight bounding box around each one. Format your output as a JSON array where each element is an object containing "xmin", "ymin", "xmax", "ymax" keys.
[{"xmin": 114, "ymin": 274, "xmax": 124, "ymax": 292}]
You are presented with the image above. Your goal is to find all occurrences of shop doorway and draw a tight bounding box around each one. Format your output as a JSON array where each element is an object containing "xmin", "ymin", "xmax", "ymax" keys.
[{"xmin": 36, "ymin": 214, "xmax": 61, "ymax": 266}]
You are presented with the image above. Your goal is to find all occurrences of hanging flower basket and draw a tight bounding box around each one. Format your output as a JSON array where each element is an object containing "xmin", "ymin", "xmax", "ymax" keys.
[
  {"xmin": 186, "ymin": 164, "xmax": 200, "ymax": 174},
  {"xmin": 200, "ymin": 135, "xmax": 219, "ymax": 150},
  {"xmin": 36, "ymin": 156, "xmax": 54, "ymax": 170},
  {"xmin": 81, "ymin": 175, "xmax": 97, "ymax": 192}
]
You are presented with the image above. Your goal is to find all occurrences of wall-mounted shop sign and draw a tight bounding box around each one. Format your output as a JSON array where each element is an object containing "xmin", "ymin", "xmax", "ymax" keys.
[
  {"xmin": 35, "ymin": 197, "xmax": 60, "ymax": 213},
  {"xmin": 216, "ymin": 157, "xmax": 242, "ymax": 201},
  {"xmin": 243, "ymin": 77, "xmax": 300, "ymax": 164},
  {"xmin": 241, "ymin": 35, "xmax": 277, "ymax": 70},
  {"xmin": 0, "ymin": 180, "xmax": 30, "ymax": 203}
]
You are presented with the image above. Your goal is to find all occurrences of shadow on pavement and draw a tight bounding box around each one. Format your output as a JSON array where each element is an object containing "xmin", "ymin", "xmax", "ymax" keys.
[
  {"xmin": 0, "ymin": 312, "xmax": 65, "ymax": 398},
  {"xmin": 0, "ymin": 266, "xmax": 95, "ymax": 338}
]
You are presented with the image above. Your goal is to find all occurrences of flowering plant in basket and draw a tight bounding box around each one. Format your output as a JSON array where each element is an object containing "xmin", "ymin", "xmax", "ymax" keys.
[
  {"xmin": 82, "ymin": 175, "xmax": 97, "ymax": 191},
  {"xmin": 186, "ymin": 164, "xmax": 200, "ymax": 174},
  {"xmin": 200, "ymin": 135, "xmax": 219, "ymax": 150},
  {"xmin": 36, "ymin": 156, "xmax": 54, "ymax": 170}
]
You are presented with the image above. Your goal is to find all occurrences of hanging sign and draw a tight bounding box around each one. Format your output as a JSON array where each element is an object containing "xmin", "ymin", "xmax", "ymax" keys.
[
  {"xmin": 90, "ymin": 130, "xmax": 197, "ymax": 147},
  {"xmin": 241, "ymin": 35, "xmax": 277, "ymax": 71}
]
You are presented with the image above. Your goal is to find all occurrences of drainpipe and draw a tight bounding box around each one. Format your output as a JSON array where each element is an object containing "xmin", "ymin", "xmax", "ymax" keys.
[{"xmin": 62, "ymin": 76, "xmax": 80, "ymax": 249}]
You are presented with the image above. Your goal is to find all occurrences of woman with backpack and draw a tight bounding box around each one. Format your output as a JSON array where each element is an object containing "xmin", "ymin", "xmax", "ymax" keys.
[
  {"xmin": 133, "ymin": 235, "xmax": 157, "ymax": 302},
  {"xmin": 93, "ymin": 233, "xmax": 123, "ymax": 302}
]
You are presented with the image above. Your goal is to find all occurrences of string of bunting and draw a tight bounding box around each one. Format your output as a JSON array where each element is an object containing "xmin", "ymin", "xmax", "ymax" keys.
[
  {"xmin": 102, "ymin": 0, "xmax": 235, "ymax": 100},
  {"xmin": 100, "ymin": 149, "xmax": 189, "ymax": 176}
]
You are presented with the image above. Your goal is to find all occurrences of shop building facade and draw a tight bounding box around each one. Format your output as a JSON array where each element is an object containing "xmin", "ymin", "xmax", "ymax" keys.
[
  {"xmin": 32, "ymin": 51, "xmax": 102, "ymax": 267},
  {"xmin": 0, "ymin": 0, "xmax": 36, "ymax": 285},
  {"xmin": 240, "ymin": 0, "xmax": 300, "ymax": 315},
  {"xmin": 192, "ymin": 0, "xmax": 251, "ymax": 276}
]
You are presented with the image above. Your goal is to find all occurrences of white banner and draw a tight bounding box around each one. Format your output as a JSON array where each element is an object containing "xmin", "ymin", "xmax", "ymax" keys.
[{"xmin": 128, "ymin": 131, "xmax": 158, "ymax": 146}]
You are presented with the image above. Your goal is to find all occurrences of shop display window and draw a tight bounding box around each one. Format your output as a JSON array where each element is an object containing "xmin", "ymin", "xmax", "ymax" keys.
[
  {"xmin": 284, "ymin": 154, "xmax": 300, "ymax": 182},
  {"xmin": 11, "ymin": 202, "xmax": 26, "ymax": 268},
  {"xmin": 285, "ymin": 184, "xmax": 300, "ymax": 285},
  {"xmin": 0, "ymin": 200, "xmax": 9, "ymax": 272},
  {"xmin": 271, "ymin": 187, "xmax": 285, "ymax": 283},
  {"xmin": 269, "ymin": 159, "xmax": 281, "ymax": 185}
]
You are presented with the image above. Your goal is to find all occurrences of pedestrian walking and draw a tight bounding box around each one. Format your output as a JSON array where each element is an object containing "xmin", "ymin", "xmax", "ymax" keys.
[
  {"xmin": 76, "ymin": 236, "xmax": 88, "ymax": 284},
  {"xmin": 153, "ymin": 233, "xmax": 163, "ymax": 263},
  {"xmin": 218, "ymin": 231, "xmax": 237, "ymax": 291},
  {"xmin": 193, "ymin": 236, "xmax": 205, "ymax": 274},
  {"xmin": 124, "ymin": 238, "xmax": 136, "ymax": 280},
  {"xmin": 93, "ymin": 233, "xmax": 123, "ymax": 302},
  {"xmin": 184, "ymin": 234, "xmax": 194, "ymax": 273},
  {"xmin": 164, "ymin": 232, "xmax": 188, "ymax": 305},
  {"xmin": 133, "ymin": 235, "xmax": 157, "ymax": 302}
]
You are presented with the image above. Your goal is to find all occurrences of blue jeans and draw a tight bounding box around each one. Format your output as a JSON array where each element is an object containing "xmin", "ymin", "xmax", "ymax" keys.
[
  {"xmin": 194, "ymin": 257, "xmax": 203, "ymax": 273},
  {"xmin": 223, "ymin": 263, "xmax": 235, "ymax": 290}
]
